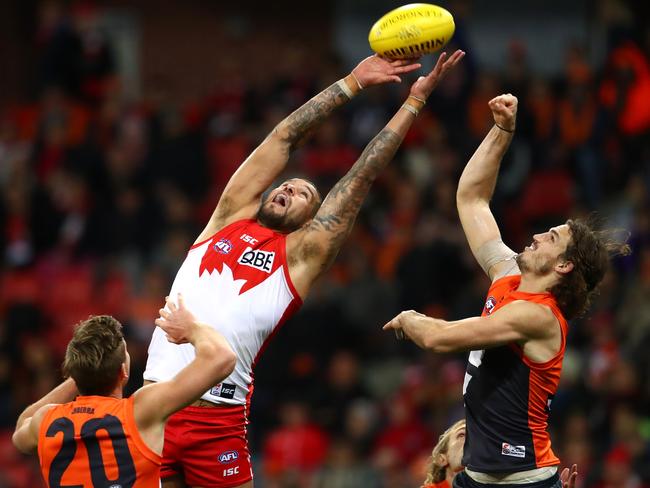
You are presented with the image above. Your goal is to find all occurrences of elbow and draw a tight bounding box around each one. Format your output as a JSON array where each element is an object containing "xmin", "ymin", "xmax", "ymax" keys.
[
  {"xmin": 11, "ymin": 431, "xmax": 31, "ymax": 454},
  {"xmin": 456, "ymin": 189, "xmax": 479, "ymax": 209},
  {"xmin": 222, "ymin": 349, "xmax": 237, "ymax": 377},
  {"xmin": 212, "ymin": 346, "xmax": 237, "ymax": 379}
]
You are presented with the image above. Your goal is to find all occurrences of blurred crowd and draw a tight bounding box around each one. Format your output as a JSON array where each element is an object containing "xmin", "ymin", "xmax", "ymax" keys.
[{"xmin": 1, "ymin": 2, "xmax": 650, "ymax": 488}]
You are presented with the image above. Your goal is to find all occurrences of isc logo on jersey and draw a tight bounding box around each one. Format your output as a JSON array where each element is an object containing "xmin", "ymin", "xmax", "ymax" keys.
[
  {"xmin": 218, "ymin": 450, "xmax": 239, "ymax": 464},
  {"xmin": 210, "ymin": 383, "xmax": 237, "ymax": 399},
  {"xmin": 238, "ymin": 247, "xmax": 275, "ymax": 273}
]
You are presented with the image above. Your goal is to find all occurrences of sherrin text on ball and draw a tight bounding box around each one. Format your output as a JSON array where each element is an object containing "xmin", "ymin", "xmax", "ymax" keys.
[{"xmin": 369, "ymin": 3, "xmax": 455, "ymax": 60}]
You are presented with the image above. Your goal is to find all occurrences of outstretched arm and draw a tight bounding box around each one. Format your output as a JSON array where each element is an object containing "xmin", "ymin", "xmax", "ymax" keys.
[
  {"xmin": 383, "ymin": 300, "xmax": 557, "ymax": 354},
  {"xmin": 195, "ymin": 56, "xmax": 422, "ymax": 244},
  {"xmin": 288, "ymin": 50, "xmax": 465, "ymax": 297},
  {"xmin": 456, "ymin": 94, "xmax": 520, "ymax": 281}
]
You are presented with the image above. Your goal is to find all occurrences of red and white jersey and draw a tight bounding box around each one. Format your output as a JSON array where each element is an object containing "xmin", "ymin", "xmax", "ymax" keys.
[{"xmin": 144, "ymin": 219, "xmax": 302, "ymax": 406}]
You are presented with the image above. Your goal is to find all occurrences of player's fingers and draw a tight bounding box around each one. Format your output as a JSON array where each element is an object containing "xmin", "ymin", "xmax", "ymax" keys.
[
  {"xmin": 448, "ymin": 49, "xmax": 465, "ymax": 64},
  {"xmin": 392, "ymin": 63, "xmax": 422, "ymax": 74},
  {"xmin": 560, "ymin": 468, "xmax": 569, "ymax": 483},
  {"xmin": 434, "ymin": 51, "xmax": 448, "ymax": 69},
  {"xmin": 166, "ymin": 296, "xmax": 177, "ymax": 312},
  {"xmin": 154, "ymin": 317, "xmax": 164, "ymax": 327},
  {"xmin": 159, "ymin": 308, "xmax": 170, "ymax": 319},
  {"xmin": 177, "ymin": 292, "xmax": 186, "ymax": 309}
]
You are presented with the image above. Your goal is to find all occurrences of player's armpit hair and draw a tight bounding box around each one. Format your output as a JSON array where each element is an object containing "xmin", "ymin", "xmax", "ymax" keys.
[{"xmin": 475, "ymin": 239, "xmax": 518, "ymax": 277}]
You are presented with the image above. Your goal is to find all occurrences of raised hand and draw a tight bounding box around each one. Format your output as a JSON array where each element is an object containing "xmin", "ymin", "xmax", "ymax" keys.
[
  {"xmin": 489, "ymin": 93, "xmax": 518, "ymax": 132},
  {"xmin": 560, "ymin": 464, "xmax": 578, "ymax": 488},
  {"xmin": 409, "ymin": 49, "xmax": 465, "ymax": 101},
  {"xmin": 155, "ymin": 293, "xmax": 198, "ymax": 345},
  {"xmin": 352, "ymin": 54, "xmax": 422, "ymax": 88}
]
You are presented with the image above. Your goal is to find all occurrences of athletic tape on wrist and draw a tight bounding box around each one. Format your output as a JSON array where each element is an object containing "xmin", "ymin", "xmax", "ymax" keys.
[{"xmin": 337, "ymin": 79, "xmax": 354, "ymax": 99}]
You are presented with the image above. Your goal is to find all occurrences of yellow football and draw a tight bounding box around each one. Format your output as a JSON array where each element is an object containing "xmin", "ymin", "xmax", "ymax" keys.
[{"xmin": 368, "ymin": 3, "xmax": 455, "ymax": 60}]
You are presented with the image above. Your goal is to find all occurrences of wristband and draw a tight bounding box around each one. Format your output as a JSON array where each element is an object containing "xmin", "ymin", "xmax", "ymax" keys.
[
  {"xmin": 495, "ymin": 123, "xmax": 515, "ymax": 133},
  {"xmin": 401, "ymin": 103, "xmax": 419, "ymax": 116},
  {"xmin": 350, "ymin": 71, "xmax": 364, "ymax": 90},
  {"xmin": 409, "ymin": 95, "xmax": 426, "ymax": 105}
]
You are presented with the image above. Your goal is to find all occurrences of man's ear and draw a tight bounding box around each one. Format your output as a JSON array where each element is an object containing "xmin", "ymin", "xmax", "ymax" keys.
[
  {"xmin": 437, "ymin": 453, "xmax": 449, "ymax": 468},
  {"xmin": 555, "ymin": 260, "xmax": 574, "ymax": 275},
  {"xmin": 121, "ymin": 363, "xmax": 129, "ymax": 381}
]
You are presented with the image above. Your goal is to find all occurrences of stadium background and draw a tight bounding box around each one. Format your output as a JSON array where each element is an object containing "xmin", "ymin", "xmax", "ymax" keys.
[{"xmin": 0, "ymin": 0, "xmax": 649, "ymax": 486}]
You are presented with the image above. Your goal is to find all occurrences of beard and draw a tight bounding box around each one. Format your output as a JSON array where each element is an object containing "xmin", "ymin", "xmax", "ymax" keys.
[
  {"xmin": 256, "ymin": 203, "xmax": 301, "ymax": 233},
  {"xmin": 516, "ymin": 252, "xmax": 554, "ymax": 275}
]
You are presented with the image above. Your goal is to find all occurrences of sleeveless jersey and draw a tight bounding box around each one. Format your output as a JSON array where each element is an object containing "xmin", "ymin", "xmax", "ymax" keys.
[
  {"xmin": 461, "ymin": 275, "xmax": 567, "ymax": 473},
  {"xmin": 38, "ymin": 395, "xmax": 161, "ymax": 488},
  {"xmin": 144, "ymin": 219, "xmax": 302, "ymax": 406}
]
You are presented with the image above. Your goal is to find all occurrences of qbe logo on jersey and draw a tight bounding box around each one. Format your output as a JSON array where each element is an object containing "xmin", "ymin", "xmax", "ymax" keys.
[
  {"xmin": 501, "ymin": 442, "xmax": 525, "ymax": 458},
  {"xmin": 238, "ymin": 247, "xmax": 275, "ymax": 273}
]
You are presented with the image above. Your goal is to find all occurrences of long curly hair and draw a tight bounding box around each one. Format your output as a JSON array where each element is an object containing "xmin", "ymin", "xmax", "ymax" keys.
[
  {"xmin": 549, "ymin": 218, "xmax": 630, "ymax": 319},
  {"xmin": 422, "ymin": 419, "xmax": 466, "ymax": 486}
]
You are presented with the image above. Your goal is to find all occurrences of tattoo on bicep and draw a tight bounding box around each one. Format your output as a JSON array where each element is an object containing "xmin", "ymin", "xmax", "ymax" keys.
[
  {"xmin": 283, "ymin": 83, "xmax": 349, "ymax": 148},
  {"xmin": 304, "ymin": 128, "xmax": 402, "ymax": 262}
]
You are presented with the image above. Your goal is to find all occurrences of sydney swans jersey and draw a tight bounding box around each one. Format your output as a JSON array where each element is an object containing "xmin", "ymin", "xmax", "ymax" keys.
[
  {"xmin": 38, "ymin": 396, "xmax": 161, "ymax": 488},
  {"xmin": 144, "ymin": 220, "xmax": 302, "ymax": 405},
  {"xmin": 462, "ymin": 275, "xmax": 567, "ymax": 473}
]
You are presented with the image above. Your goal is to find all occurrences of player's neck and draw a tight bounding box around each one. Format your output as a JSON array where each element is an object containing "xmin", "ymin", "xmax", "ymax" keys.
[
  {"xmin": 107, "ymin": 386, "xmax": 124, "ymax": 400},
  {"xmin": 517, "ymin": 272, "xmax": 557, "ymax": 294}
]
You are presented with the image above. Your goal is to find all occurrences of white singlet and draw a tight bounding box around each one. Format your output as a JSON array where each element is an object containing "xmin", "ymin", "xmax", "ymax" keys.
[{"xmin": 143, "ymin": 219, "xmax": 302, "ymax": 406}]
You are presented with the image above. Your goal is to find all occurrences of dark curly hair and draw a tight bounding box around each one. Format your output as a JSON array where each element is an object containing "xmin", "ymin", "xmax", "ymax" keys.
[
  {"xmin": 62, "ymin": 315, "xmax": 126, "ymax": 396},
  {"xmin": 549, "ymin": 218, "xmax": 630, "ymax": 320}
]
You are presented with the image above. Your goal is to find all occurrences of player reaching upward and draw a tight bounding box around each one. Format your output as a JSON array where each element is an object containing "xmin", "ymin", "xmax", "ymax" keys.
[
  {"xmin": 143, "ymin": 50, "xmax": 465, "ymax": 488},
  {"xmin": 12, "ymin": 297, "xmax": 235, "ymax": 487},
  {"xmin": 385, "ymin": 94, "xmax": 628, "ymax": 488}
]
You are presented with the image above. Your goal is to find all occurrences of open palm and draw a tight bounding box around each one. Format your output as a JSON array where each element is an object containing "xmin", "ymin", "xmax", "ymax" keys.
[
  {"xmin": 410, "ymin": 49, "xmax": 465, "ymax": 100},
  {"xmin": 352, "ymin": 54, "xmax": 422, "ymax": 87}
]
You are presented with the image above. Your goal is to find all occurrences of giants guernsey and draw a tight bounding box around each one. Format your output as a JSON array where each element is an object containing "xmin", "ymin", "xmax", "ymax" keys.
[
  {"xmin": 38, "ymin": 396, "xmax": 161, "ymax": 487},
  {"xmin": 462, "ymin": 274, "xmax": 567, "ymax": 473},
  {"xmin": 144, "ymin": 219, "xmax": 302, "ymax": 406}
]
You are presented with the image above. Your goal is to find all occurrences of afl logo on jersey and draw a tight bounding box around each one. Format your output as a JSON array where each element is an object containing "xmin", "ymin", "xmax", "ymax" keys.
[
  {"xmin": 218, "ymin": 450, "xmax": 239, "ymax": 464},
  {"xmin": 214, "ymin": 238, "xmax": 233, "ymax": 255},
  {"xmin": 484, "ymin": 296, "xmax": 497, "ymax": 315}
]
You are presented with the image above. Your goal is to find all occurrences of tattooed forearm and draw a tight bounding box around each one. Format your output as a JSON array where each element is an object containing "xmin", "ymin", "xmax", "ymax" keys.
[
  {"xmin": 305, "ymin": 128, "xmax": 403, "ymax": 264},
  {"xmin": 277, "ymin": 82, "xmax": 350, "ymax": 150}
]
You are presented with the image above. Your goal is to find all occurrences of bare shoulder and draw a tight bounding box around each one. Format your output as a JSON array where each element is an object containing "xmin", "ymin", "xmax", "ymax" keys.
[
  {"xmin": 29, "ymin": 404, "xmax": 58, "ymax": 436},
  {"xmin": 494, "ymin": 300, "xmax": 559, "ymax": 338}
]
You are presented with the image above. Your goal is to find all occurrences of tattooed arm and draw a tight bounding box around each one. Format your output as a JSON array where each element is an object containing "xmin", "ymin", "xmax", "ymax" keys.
[
  {"xmin": 194, "ymin": 56, "xmax": 421, "ymax": 244},
  {"xmin": 287, "ymin": 50, "xmax": 465, "ymax": 298}
]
